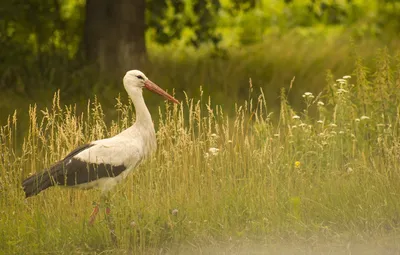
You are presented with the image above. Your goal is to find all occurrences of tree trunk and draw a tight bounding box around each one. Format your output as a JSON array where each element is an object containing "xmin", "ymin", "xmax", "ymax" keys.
[{"xmin": 84, "ymin": 0, "xmax": 146, "ymax": 75}]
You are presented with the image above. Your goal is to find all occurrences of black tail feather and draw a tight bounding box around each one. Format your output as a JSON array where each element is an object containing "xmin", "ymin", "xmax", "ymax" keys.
[
  {"xmin": 22, "ymin": 143, "xmax": 93, "ymax": 198},
  {"xmin": 22, "ymin": 171, "xmax": 53, "ymax": 198}
]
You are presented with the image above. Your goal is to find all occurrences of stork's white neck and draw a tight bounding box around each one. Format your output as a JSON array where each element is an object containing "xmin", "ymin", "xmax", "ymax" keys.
[{"xmin": 126, "ymin": 87, "xmax": 153, "ymax": 126}]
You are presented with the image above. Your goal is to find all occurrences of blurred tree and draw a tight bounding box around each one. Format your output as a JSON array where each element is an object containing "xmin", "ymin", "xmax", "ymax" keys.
[
  {"xmin": 378, "ymin": 0, "xmax": 400, "ymax": 34},
  {"xmin": 84, "ymin": 0, "xmax": 146, "ymax": 73},
  {"xmin": 307, "ymin": 0, "xmax": 347, "ymax": 25},
  {"xmin": 147, "ymin": 0, "xmax": 221, "ymax": 48},
  {"xmin": 0, "ymin": 0, "xmax": 82, "ymax": 91},
  {"xmin": 231, "ymin": 0, "xmax": 255, "ymax": 11},
  {"xmin": 192, "ymin": 0, "xmax": 221, "ymax": 47}
]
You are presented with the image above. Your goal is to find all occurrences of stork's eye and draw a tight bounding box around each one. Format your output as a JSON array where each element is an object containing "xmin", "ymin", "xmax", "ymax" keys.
[{"xmin": 136, "ymin": 75, "xmax": 144, "ymax": 80}]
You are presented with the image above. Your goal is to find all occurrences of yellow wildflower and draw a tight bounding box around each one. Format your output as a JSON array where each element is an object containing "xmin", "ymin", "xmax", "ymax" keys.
[{"xmin": 294, "ymin": 161, "xmax": 301, "ymax": 168}]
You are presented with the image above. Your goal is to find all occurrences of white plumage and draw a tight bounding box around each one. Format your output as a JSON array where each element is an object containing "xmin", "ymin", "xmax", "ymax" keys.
[{"xmin": 73, "ymin": 123, "xmax": 156, "ymax": 192}]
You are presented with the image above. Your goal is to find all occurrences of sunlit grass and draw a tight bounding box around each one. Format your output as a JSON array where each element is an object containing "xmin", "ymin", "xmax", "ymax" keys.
[{"xmin": 1, "ymin": 50, "xmax": 400, "ymax": 254}]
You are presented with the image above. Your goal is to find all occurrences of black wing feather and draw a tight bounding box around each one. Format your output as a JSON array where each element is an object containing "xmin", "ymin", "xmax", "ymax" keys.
[
  {"xmin": 22, "ymin": 143, "xmax": 126, "ymax": 197},
  {"xmin": 55, "ymin": 158, "xmax": 126, "ymax": 186}
]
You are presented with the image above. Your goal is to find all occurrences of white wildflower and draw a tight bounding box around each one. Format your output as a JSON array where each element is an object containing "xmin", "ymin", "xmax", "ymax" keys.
[
  {"xmin": 303, "ymin": 92, "xmax": 314, "ymax": 99},
  {"xmin": 355, "ymin": 118, "xmax": 360, "ymax": 122},
  {"xmin": 292, "ymin": 115, "xmax": 300, "ymax": 119},
  {"xmin": 343, "ymin": 75, "xmax": 351, "ymax": 79},
  {"xmin": 336, "ymin": 78, "xmax": 346, "ymax": 83},
  {"xmin": 292, "ymin": 125, "xmax": 297, "ymax": 129},
  {"xmin": 208, "ymin": 148, "xmax": 219, "ymax": 155},
  {"xmin": 273, "ymin": 133, "xmax": 280, "ymax": 137},
  {"xmin": 337, "ymin": 88, "xmax": 349, "ymax": 94},
  {"xmin": 339, "ymin": 131, "xmax": 345, "ymax": 134},
  {"xmin": 329, "ymin": 123, "xmax": 337, "ymax": 127},
  {"xmin": 347, "ymin": 167, "xmax": 353, "ymax": 173},
  {"xmin": 299, "ymin": 123, "xmax": 307, "ymax": 127},
  {"xmin": 317, "ymin": 120, "xmax": 324, "ymax": 124},
  {"xmin": 360, "ymin": 116, "xmax": 370, "ymax": 120},
  {"xmin": 211, "ymin": 133, "xmax": 218, "ymax": 138},
  {"xmin": 317, "ymin": 101, "xmax": 325, "ymax": 106}
]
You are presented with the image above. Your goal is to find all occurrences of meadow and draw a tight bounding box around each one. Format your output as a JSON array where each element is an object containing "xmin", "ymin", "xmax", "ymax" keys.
[
  {"xmin": 2, "ymin": 30, "xmax": 399, "ymax": 121},
  {"xmin": 1, "ymin": 46, "xmax": 400, "ymax": 254}
]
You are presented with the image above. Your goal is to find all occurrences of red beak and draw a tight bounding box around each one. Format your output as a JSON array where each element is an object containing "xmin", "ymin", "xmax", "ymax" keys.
[{"xmin": 144, "ymin": 80, "xmax": 179, "ymax": 104}]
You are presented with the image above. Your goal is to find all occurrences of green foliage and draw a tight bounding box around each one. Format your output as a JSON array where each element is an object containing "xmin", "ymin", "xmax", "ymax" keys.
[
  {"xmin": 1, "ymin": 0, "xmax": 398, "ymax": 67},
  {"xmin": 147, "ymin": 0, "xmax": 222, "ymax": 47},
  {"xmin": 0, "ymin": 0, "xmax": 84, "ymax": 65},
  {"xmin": 0, "ymin": 0, "xmax": 398, "ymax": 103}
]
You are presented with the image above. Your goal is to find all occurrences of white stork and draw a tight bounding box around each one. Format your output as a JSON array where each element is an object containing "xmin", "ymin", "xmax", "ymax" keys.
[{"xmin": 22, "ymin": 70, "xmax": 179, "ymax": 224}]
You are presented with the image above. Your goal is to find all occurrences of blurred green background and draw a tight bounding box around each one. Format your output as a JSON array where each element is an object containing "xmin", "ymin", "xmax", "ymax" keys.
[{"xmin": 1, "ymin": 0, "xmax": 399, "ymax": 122}]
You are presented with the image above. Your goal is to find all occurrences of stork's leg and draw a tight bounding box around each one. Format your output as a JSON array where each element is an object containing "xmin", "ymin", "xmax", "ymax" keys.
[
  {"xmin": 89, "ymin": 202, "xmax": 100, "ymax": 225},
  {"xmin": 88, "ymin": 191, "xmax": 109, "ymax": 225},
  {"xmin": 103, "ymin": 193, "xmax": 118, "ymax": 246}
]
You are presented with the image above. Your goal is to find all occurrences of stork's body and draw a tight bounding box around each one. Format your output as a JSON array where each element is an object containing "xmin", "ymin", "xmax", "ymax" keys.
[
  {"xmin": 68, "ymin": 122, "xmax": 156, "ymax": 192},
  {"xmin": 22, "ymin": 70, "xmax": 178, "ymax": 223}
]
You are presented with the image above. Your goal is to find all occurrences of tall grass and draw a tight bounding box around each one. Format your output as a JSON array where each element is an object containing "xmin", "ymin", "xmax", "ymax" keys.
[{"xmin": 1, "ymin": 49, "xmax": 400, "ymax": 254}]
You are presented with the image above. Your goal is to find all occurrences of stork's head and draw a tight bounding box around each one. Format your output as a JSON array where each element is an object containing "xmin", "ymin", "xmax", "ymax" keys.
[{"xmin": 123, "ymin": 70, "xmax": 179, "ymax": 104}]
